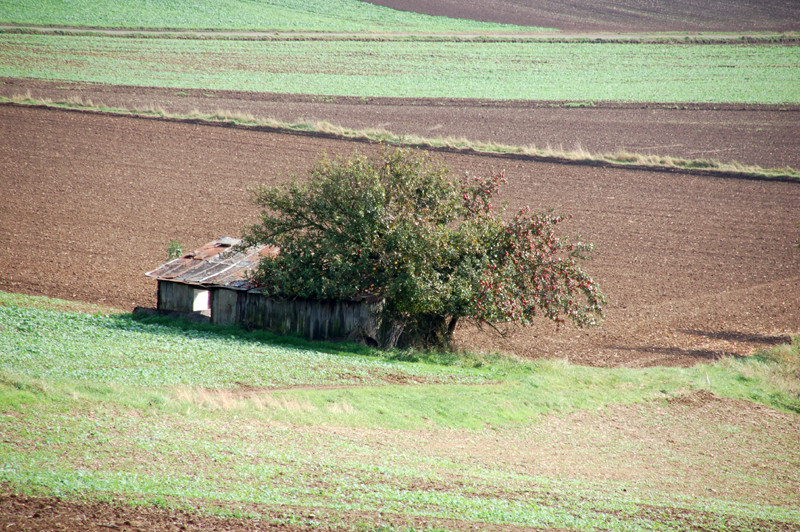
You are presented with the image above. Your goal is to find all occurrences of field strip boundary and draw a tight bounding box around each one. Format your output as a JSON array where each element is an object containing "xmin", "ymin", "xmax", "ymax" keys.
[
  {"xmin": 3, "ymin": 25, "xmax": 800, "ymax": 44},
  {"xmin": 3, "ymin": 96, "xmax": 798, "ymax": 183}
]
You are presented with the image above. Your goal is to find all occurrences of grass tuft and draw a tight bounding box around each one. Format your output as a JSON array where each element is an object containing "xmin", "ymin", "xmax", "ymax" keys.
[{"xmin": 738, "ymin": 336, "xmax": 800, "ymax": 411}]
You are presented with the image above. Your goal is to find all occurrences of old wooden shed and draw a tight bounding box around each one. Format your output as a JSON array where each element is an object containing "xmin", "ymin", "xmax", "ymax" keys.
[{"xmin": 146, "ymin": 237, "xmax": 384, "ymax": 344}]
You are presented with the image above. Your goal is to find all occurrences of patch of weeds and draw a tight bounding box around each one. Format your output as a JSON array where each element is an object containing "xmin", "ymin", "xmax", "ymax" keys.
[
  {"xmin": 682, "ymin": 157, "xmax": 720, "ymax": 169},
  {"xmin": 311, "ymin": 95, "xmax": 336, "ymax": 103},
  {"xmin": 711, "ymin": 335, "xmax": 800, "ymax": 414},
  {"xmin": 166, "ymin": 239, "xmax": 184, "ymax": 260},
  {"xmin": 749, "ymin": 335, "xmax": 800, "ymax": 410},
  {"xmin": 559, "ymin": 101, "xmax": 596, "ymax": 108},
  {"xmin": 147, "ymin": 495, "xmax": 172, "ymax": 509},
  {"xmin": 174, "ymin": 91, "xmax": 188, "ymax": 96},
  {"xmin": 0, "ymin": 371, "xmax": 47, "ymax": 411}
]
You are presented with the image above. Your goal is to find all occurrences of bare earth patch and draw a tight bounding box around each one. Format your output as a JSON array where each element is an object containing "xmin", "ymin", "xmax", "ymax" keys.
[
  {"xmin": 303, "ymin": 392, "xmax": 800, "ymax": 511},
  {"xmin": 0, "ymin": 493, "xmax": 552, "ymax": 531}
]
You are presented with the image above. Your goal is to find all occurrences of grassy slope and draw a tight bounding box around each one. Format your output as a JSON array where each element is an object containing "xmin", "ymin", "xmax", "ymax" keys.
[
  {"xmin": 1, "ymin": 33, "xmax": 798, "ymax": 103},
  {"xmin": 0, "ymin": 0, "xmax": 544, "ymax": 33},
  {"xmin": 1, "ymin": 292, "xmax": 799, "ymax": 530}
]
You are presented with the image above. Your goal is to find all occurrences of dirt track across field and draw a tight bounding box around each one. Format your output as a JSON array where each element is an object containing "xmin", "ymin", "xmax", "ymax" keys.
[
  {"xmin": 4, "ymin": 78, "xmax": 800, "ymax": 170},
  {"xmin": 365, "ymin": 0, "xmax": 800, "ymax": 32},
  {"xmin": 2, "ymin": 104, "xmax": 798, "ymax": 367}
]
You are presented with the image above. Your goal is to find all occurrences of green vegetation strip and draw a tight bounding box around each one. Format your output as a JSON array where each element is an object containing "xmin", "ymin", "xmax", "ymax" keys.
[
  {"xmin": 1, "ymin": 33, "xmax": 798, "ymax": 103},
  {"xmin": 3, "ymin": 291, "xmax": 797, "ymax": 417},
  {"xmin": 0, "ymin": 296, "xmax": 499, "ymax": 390},
  {"xmin": 0, "ymin": 0, "xmax": 546, "ymax": 33},
  {"xmin": 1, "ymin": 291, "xmax": 799, "ymax": 530},
  {"xmin": 4, "ymin": 94, "xmax": 799, "ymax": 182},
  {"xmin": 3, "ymin": 27, "xmax": 798, "ymax": 45}
]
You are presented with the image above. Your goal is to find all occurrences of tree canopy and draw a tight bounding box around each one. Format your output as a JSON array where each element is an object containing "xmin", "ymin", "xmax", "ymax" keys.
[{"xmin": 243, "ymin": 147, "xmax": 604, "ymax": 348}]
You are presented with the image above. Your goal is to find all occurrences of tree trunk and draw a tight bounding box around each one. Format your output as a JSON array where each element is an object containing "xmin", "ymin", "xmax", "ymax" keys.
[
  {"xmin": 447, "ymin": 316, "xmax": 459, "ymax": 337},
  {"xmin": 378, "ymin": 317, "xmax": 405, "ymax": 348}
]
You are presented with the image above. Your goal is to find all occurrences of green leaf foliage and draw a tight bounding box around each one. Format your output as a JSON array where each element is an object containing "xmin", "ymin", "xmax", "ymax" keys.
[{"xmin": 244, "ymin": 148, "xmax": 604, "ymax": 347}]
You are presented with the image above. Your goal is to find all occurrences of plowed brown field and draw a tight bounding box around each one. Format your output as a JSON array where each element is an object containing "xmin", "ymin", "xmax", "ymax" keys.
[
  {"xmin": 4, "ymin": 79, "xmax": 799, "ymax": 169},
  {"xmin": 2, "ymin": 104, "xmax": 798, "ymax": 367},
  {"xmin": 365, "ymin": 0, "xmax": 800, "ymax": 32}
]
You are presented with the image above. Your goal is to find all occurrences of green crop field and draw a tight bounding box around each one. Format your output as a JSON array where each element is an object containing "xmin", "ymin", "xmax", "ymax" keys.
[
  {"xmin": 0, "ymin": 302, "xmax": 496, "ymax": 390},
  {"xmin": 1, "ymin": 33, "xmax": 798, "ymax": 103},
  {"xmin": 2, "ymin": 292, "xmax": 799, "ymax": 530},
  {"xmin": 0, "ymin": 0, "xmax": 546, "ymax": 33}
]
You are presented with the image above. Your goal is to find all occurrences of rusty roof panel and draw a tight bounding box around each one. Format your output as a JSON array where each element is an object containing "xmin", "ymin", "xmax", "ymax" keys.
[
  {"xmin": 192, "ymin": 241, "xmax": 234, "ymax": 261},
  {"xmin": 180, "ymin": 262, "xmax": 235, "ymax": 284},
  {"xmin": 145, "ymin": 238, "xmax": 278, "ymax": 290}
]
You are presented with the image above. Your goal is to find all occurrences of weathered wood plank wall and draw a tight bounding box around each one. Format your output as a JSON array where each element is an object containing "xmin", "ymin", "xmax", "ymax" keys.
[
  {"xmin": 158, "ymin": 281, "xmax": 384, "ymax": 344},
  {"xmin": 238, "ymin": 290, "xmax": 383, "ymax": 343}
]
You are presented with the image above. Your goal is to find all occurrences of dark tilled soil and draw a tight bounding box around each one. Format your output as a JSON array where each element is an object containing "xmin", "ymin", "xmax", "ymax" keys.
[
  {"xmin": 364, "ymin": 0, "xmax": 800, "ymax": 32},
  {"xmin": 2, "ymin": 104, "xmax": 798, "ymax": 367},
  {"xmin": 0, "ymin": 493, "xmax": 542, "ymax": 531},
  {"xmin": 0, "ymin": 494, "xmax": 286, "ymax": 532},
  {"xmin": 3, "ymin": 79, "xmax": 798, "ymax": 170}
]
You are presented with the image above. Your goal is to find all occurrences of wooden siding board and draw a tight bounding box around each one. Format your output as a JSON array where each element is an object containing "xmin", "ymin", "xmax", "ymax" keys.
[
  {"xmin": 210, "ymin": 288, "xmax": 240, "ymax": 326},
  {"xmin": 236, "ymin": 290, "xmax": 383, "ymax": 343},
  {"xmin": 157, "ymin": 281, "xmax": 195, "ymax": 313}
]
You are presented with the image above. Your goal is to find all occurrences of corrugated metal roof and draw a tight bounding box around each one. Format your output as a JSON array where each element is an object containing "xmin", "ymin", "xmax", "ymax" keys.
[{"xmin": 146, "ymin": 238, "xmax": 278, "ymax": 290}]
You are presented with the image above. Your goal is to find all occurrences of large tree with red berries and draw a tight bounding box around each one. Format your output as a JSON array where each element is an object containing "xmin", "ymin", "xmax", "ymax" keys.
[{"xmin": 243, "ymin": 147, "xmax": 604, "ymax": 348}]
